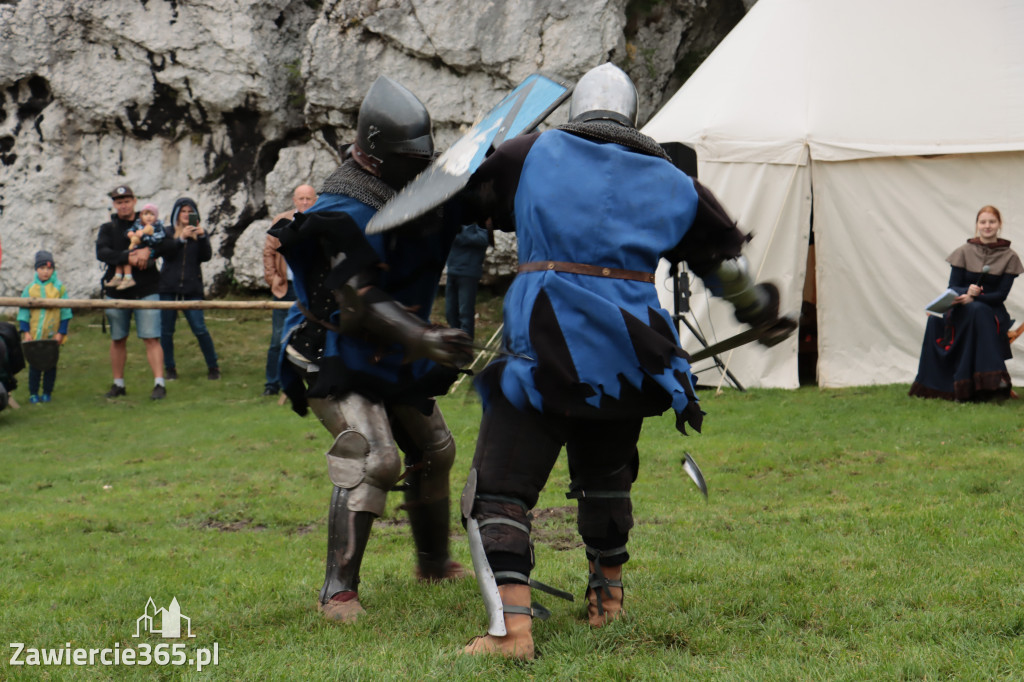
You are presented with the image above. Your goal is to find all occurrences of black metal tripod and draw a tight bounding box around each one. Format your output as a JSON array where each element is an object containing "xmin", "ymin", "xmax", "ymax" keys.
[{"xmin": 669, "ymin": 262, "xmax": 744, "ymax": 391}]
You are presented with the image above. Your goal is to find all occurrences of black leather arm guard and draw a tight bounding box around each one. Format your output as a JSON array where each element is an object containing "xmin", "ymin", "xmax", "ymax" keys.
[
  {"xmin": 332, "ymin": 269, "xmax": 375, "ymax": 334},
  {"xmin": 332, "ymin": 284, "xmax": 473, "ymax": 368}
]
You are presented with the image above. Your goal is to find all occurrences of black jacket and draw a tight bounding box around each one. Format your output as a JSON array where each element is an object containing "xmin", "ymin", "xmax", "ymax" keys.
[
  {"xmin": 96, "ymin": 212, "xmax": 173, "ymax": 299},
  {"xmin": 159, "ymin": 198, "xmax": 213, "ymax": 297},
  {"xmin": 158, "ymin": 233, "xmax": 213, "ymax": 297}
]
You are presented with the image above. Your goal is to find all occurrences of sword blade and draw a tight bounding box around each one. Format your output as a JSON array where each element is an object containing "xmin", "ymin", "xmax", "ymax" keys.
[
  {"xmin": 466, "ymin": 342, "xmax": 533, "ymax": 362},
  {"xmin": 466, "ymin": 517, "xmax": 507, "ymax": 636},
  {"xmin": 686, "ymin": 314, "xmax": 797, "ymax": 363},
  {"xmin": 682, "ymin": 452, "xmax": 708, "ymax": 500}
]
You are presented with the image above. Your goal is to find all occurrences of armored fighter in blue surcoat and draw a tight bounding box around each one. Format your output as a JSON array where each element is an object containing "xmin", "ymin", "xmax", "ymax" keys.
[
  {"xmin": 459, "ymin": 63, "xmax": 792, "ymax": 659},
  {"xmin": 271, "ymin": 76, "xmax": 473, "ymax": 623}
]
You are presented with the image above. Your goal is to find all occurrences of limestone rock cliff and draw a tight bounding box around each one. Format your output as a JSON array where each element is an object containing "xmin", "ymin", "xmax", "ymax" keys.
[{"xmin": 0, "ymin": 0, "xmax": 750, "ymax": 298}]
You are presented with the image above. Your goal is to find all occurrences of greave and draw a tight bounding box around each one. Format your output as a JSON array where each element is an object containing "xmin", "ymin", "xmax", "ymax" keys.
[
  {"xmin": 407, "ymin": 496, "xmax": 453, "ymax": 578},
  {"xmin": 319, "ymin": 486, "xmax": 375, "ymax": 604}
]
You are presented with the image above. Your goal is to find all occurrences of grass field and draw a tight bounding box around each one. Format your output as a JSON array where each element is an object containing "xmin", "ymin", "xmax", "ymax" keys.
[{"xmin": 1, "ymin": 298, "xmax": 1022, "ymax": 681}]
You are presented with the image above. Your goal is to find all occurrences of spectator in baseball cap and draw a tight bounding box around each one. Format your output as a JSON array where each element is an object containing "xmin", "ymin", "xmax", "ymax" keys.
[{"xmin": 96, "ymin": 183, "xmax": 172, "ymax": 400}]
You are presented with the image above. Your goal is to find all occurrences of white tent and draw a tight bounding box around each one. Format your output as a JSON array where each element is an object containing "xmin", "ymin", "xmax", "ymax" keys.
[{"xmin": 644, "ymin": 0, "xmax": 1024, "ymax": 389}]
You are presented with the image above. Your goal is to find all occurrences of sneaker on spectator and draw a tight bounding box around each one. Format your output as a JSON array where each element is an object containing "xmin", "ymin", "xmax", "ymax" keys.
[
  {"xmin": 150, "ymin": 384, "xmax": 167, "ymax": 400},
  {"xmin": 208, "ymin": 367, "xmax": 221, "ymax": 380},
  {"xmin": 41, "ymin": 394, "xmax": 51, "ymax": 403},
  {"xmin": 105, "ymin": 385, "xmax": 126, "ymax": 398},
  {"xmin": 165, "ymin": 367, "xmax": 178, "ymax": 381},
  {"xmin": 29, "ymin": 394, "xmax": 40, "ymax": 404}
]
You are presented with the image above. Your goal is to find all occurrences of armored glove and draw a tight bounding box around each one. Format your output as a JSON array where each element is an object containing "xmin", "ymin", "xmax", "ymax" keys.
[
  {"xmin": 733, "ymin": 282, "xmax": 797, "ymax": 347},
  {"xmin": 758, "ymin": 317, "xmax": 799, "ymax": 347},
  {"xmin": 349, "ymin": 287, "xmax": 474, "ymax": 368},
  {"xmin": 411, "ymin": 326, "xmax": 475, "ymax": 368},
  {"xmin": 712, "ymin": 258, "xmax": 796, "ymax": 347},
  {"xmin": 733, "ymin": 281, "xmax": 776, "ymax": 326}
]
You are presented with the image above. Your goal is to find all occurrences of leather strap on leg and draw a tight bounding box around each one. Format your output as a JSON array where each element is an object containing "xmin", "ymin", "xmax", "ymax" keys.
[
  {"xmin": 495, "ymin": 570, "xmax": 574, "ymax": 602},
  {"xmin": 586, "ymin": 545, "xmax": 626, "ymax": 617},
  {"xmin": 490, "ymin": 573, "xmax": 552, "ymax": 621},
  {"xmin": 503, "ymin": 604, "xmax": 551, "ymax": 620}
]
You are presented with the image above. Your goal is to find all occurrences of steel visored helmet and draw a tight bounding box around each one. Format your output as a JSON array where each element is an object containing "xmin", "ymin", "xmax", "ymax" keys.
[
  {"xmin": 355, "ymin": 76, "xmax": 434, "ymax": 188},
  {"xmin": 567, "ymin": 62, "xmax": 638, "ymax": 127}
]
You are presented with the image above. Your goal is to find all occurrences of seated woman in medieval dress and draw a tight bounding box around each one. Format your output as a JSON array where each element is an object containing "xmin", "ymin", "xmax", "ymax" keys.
[{"xmin": 909, "ymin": 205, "xmax": 1023, "ymax": 401}]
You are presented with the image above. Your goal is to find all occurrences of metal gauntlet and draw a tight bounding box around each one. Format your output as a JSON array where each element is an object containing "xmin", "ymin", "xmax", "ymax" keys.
[{"xmin": 714, "ymin": 257, "xmax": 777, "ymax": 326}]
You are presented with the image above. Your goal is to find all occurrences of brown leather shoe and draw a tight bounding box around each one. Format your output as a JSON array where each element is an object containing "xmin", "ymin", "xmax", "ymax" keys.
[
  {"xmin": 461, "ymin": 584, "xmax": 535, "ymax": 660},
  {"xmin": 586, "ymin": 563, "xmax": 624, "ymax": 628},
  {"xmin": 415, "ymin": 560, "xmax": 470, "ymax": 583},
  {"xmin": 318, "ymin": 591, "xmax": 365, "ymax": 623}
]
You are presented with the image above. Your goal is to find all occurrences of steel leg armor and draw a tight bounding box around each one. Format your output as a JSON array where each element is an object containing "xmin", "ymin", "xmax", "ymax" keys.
[
  {"xmin": 462, "ymin": 469, "xmax": 573, "ymax": 634},
  {"xmin": 309, "ymin": 394, "xmax": 401, "ymax": 605},
  {"xmin": 310, "ymin": 394, "xmax": 401, "ymax": 516},
  {"xmin": 319, "ymin": 486, "xmax": 374, "ymax": 603},
  {"xmin": 390, "ymin": 403, "xmax": 458, "ymax": 577}
]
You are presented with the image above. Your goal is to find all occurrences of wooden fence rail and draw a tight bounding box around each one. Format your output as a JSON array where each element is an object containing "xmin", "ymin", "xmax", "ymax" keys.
[{"xmin": 0, "ymin": 297, "xmax": 293, "ymax": 311}]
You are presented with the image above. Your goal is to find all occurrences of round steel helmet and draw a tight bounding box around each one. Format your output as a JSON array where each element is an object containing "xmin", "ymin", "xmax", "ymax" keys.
[
  {"xmin": 567, "ymin": 62, "xmax": 638, "ymax": 127},
  {"xmin": 356, "ymin": 76, "xmax": 434, "ymax": 188}
]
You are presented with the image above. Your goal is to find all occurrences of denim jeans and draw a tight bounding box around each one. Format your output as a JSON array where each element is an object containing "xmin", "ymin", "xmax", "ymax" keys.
[
  {"xmin": 445, "ymin": 275, "xmax": 480, "ymax": 339},
  {"xmin": 106, "ymin": 293, "xmax": 162, "ymax": 340},
  {"xmin": 265, "ymin": 283, "xmax": 296, "ymax": 390},
  {"xmin": 159, "ymin": 293, "xmax": 219, "ymax": 370}
]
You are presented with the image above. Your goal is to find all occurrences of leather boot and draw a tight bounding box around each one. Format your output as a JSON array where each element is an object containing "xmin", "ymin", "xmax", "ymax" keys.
[
  {"xmin": 462, "ymin": 584, "xmax": 535, "ymax": 660},
  {"xmin": 319, "ymin": 590, "xmax": 365, "ymax": 623},
  {"xmin": 407, "ymin": 497, "xmax": 469, "ymax": 582},
  {"xmin": 414, "ymin": 560, "xmax": 469, "ymax": 582},
  {"xmin": 318, "ymin": 487, "xmax": 374, "ymax": 623},
  {"xmin": 586, "ymin": 561, "xmax": 624, "ymax": 627}
]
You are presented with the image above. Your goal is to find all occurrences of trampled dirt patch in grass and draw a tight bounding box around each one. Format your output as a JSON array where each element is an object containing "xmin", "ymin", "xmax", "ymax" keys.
[
  {"xmin": 532, "ymin": 505, "xmax": 578, "ymax": 551},
  {"xmin": 198, "ymin": 518, "xmax": 267, "ymax": 532}
]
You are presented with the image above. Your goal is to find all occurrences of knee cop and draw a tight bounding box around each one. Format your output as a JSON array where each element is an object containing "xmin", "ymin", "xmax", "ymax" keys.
[
  {"xmin": 390, "ymin": 403, "xmax": 456, "ymax": 503},
  {"xmin": 309, "ymin": 395, "xmax": 401, "ymax": 516}
]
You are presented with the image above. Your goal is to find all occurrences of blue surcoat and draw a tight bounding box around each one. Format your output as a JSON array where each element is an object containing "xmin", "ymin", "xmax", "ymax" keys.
[
  {"xmin": 496, "ymin": 130, "xmax": 700, "ymax": 422},
  {"xmin": 278, "ymin": 192, "xmax": 453, "ymax": 409}
]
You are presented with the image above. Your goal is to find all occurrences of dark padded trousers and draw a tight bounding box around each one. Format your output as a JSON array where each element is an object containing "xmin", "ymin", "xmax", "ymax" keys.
[{"xmin": 469, "ymin": 388, "xmax": 642, "ymax": 582}]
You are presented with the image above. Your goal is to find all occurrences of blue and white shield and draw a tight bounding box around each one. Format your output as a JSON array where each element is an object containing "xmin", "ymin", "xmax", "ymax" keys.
[{"xmin": 366, "ymin": 72, "xmax": 572, "ymax": 234}]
